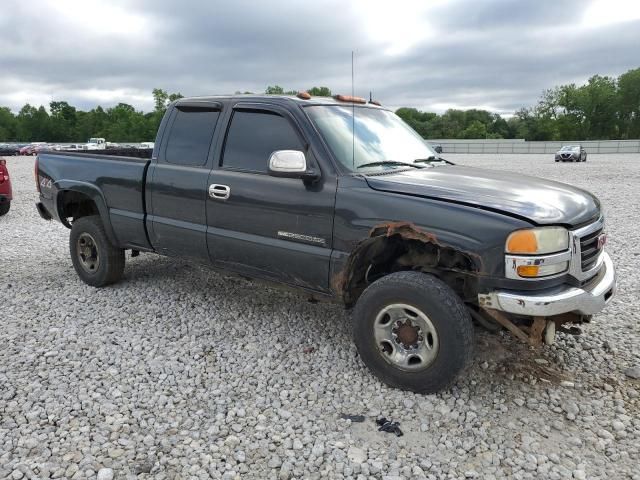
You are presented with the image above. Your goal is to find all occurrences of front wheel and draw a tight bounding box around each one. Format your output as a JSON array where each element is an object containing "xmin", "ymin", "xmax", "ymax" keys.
[
  {"xmin": 353, "ymin": 271, "xmax": 474, "ymax": 393},
  {"xmin": 70, "ymin": 215, "xmax": 125, "ymax": 287},
  {"xmin": 0, "ymin": 202, "xmax": 10, "ymax": 216}
]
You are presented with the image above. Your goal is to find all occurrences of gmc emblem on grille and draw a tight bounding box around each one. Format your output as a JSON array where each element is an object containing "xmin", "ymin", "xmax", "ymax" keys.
[{"xmin": 597, "ymin": 233, "xmax": 607, "ymax": 249}]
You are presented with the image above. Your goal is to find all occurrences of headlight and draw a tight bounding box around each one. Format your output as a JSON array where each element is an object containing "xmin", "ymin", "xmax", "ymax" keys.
[
  {"xmin": 505, "ymin": 227, "xmax": 570, "ymax": 279},
  {"xmin": 506, "ymin": 227, "xmax": 569, "ymax": 255}
]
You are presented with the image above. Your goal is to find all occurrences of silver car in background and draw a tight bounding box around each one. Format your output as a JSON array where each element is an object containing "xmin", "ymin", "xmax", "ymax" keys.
[{"xmin": 555, "ymin": 145, "xmax": 587, "ymax": 162}]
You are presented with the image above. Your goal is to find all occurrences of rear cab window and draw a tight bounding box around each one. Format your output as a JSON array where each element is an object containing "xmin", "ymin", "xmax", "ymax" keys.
[
  {"xmin": 222, "ymin": 110, "xmax": 304, "ymax": 173},
  {"xmin": 165, "ymin": 107, "xmax": 220, "ymax": 166}
]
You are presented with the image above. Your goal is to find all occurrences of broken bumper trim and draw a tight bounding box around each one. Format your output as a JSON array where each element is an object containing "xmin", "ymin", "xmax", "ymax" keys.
[{"xmin": 479, "ymin": 252, "xmax": 615, "ymax": 316}]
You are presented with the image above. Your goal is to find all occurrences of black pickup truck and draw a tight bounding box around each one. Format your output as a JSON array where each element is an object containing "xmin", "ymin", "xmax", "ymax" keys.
[{"xmin": 36, "ymin": 93, "xmax": 616, "ymax": 393}]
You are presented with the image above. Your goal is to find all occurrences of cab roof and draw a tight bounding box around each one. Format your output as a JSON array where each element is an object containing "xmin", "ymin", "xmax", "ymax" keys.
[{"xmin": 174, "ymin": 94, "xmax": 386, "ymax": 109}]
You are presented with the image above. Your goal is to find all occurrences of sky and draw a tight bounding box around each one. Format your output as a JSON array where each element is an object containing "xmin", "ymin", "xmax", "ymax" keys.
[{"xmin": 1, "ymin": 0, "xmax": 639, "ymax": 115}]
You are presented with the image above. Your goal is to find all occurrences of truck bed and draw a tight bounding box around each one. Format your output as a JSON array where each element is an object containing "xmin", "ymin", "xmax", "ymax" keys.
[{"xmin": 37, "ymin": 151, "xmax": 152, "ymax": 249}]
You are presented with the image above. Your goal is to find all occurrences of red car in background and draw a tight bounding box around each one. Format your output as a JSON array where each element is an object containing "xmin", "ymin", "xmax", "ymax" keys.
[
  {"xmin": 0, "ymin": 158, "xmax": 12, "ymax": 215},
  {"xmin": 19, "ymin": 145, "xmax": 37, "ymax": 155},
  {"xmin": 19, "ymin": 143, "xmax": 46, "ymax": 155}
]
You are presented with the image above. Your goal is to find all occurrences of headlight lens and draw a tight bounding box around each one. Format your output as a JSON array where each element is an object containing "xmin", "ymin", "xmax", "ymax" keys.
[{"xmin": 506, "ymin": 227, "xmax": 569, "ymax": 255}]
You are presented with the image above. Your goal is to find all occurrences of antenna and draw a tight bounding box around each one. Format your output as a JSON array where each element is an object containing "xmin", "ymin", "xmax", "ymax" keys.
[{"xmin": 352, "ymin": 51, "xmax": 355, "ymax": 170}]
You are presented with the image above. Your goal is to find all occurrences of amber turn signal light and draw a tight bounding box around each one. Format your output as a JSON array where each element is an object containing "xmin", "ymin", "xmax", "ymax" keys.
[
  {"xmin": 334, "ymin": 94, "xmax": 367, "ymax": 104},
  {"xmin": 517, "ymin": 265, "xmax": 539, "ymax": 277}
]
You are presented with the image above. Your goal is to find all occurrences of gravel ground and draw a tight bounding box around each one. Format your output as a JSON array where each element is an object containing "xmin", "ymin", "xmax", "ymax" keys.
[{"xmin": 1, "ymin": 154, "xmax": 638, "ymax": 480}]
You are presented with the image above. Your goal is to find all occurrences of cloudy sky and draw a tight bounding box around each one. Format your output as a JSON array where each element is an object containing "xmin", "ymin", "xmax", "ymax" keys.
[{"xmin": 1, "ymin": 0, "xmax": 639, "ymax": 115}]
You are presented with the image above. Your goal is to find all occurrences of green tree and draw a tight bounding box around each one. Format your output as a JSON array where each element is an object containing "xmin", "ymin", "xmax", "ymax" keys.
[
  {"xmin": 265, "ymin": 85, "xmax": 285, "ymax": 95},
  {"xmin": 308, "ymin": 86, "xmax": 332, "ymax": 97},
  {"xmin": 618, "ymin": 68, "xmax": 640, "ymax": 138},
  {"xmin": 152, "ymin": 88, "xmax": 169, "ymax": 112},
  {"xmin": 16, "ymin": 104, "xmax": 51, "ymax": 141},
  {"xmin": 577, "ymin": 75, "xmax": 618, "ymax": 139},
  {"xmin": 0, "ymin": 107, "xmax": 17, "ymax": 141},
  {"xmin": 462, "ymin": 120, "xmax": 487, "ymax": 139},
  {"xmin": 49, "ymin": 101, "xmax": 77, "ymax": 141}
]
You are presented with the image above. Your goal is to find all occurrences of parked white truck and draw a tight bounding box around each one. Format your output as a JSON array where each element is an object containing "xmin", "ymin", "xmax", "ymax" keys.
[{"xmin": 83, "ymin": 138, "xmax": 106, "ymax": 150}]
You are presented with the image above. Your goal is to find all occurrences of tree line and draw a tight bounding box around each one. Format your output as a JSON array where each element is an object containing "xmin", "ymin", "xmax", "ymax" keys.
[
  {"xmin": 0, "ymin": 89, "xmax": 183, "ymax": 143},
  {"xmin": 397, "ymin": 67, "xmax": 640, "ymax": 141},
  {"xmin": 0, "ymin": 68, "xmax": 638, "ymax": 143}
]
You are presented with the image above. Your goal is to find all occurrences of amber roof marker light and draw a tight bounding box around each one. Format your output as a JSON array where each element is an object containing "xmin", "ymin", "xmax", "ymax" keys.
[
  {"xmin": 297, "ymin": 91, "xmax": 311, "ymax": 100},
  {"xmin": 334, "ymin": 94, "xmax": 367, "ymax": 104}
]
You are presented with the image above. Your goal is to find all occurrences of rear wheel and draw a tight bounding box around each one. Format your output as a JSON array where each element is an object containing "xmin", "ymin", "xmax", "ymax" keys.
[
  {"xmin": 70, "ymin": 215, "xmax": 125, "ymax": 287},
  {"xmin": 0, "ymin": 202, "xmax": 9, "ymax": 216},
  {"xmin": 353, "ymin": 271, "xmax": 474, "ymax": 393}
]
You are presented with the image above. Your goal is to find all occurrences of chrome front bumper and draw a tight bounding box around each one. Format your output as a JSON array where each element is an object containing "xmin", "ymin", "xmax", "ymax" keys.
[{"xmin": 479, "ymin": 252, "xmax": 616, "ymax": 317}]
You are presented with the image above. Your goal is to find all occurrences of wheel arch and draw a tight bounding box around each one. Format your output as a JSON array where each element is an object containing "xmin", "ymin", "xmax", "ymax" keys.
[
  {"xmin": 55, "ymin": 181, "xmax": 118, "ymax": 245},
  {"xmin": 332, "ymin": 222, "xmax": 482, "ymax": 307}
]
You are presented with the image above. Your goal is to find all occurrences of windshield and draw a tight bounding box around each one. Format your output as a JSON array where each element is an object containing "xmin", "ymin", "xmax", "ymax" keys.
[
  {"xmin": 306, "ymin": 106, "xmax": 437, "ymax": 172},
  {"xmin": 561, "ymin": 145, "xmax": 579, "ymax": 151}
]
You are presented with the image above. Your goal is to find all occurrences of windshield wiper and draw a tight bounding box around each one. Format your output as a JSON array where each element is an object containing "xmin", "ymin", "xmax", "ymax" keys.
[
  {"xmin": 413, "ymin": 156, "xmax": 446, "ymax": 164},
  {"xmin": 356, "ymin": 160, "xmax": 422, "ymax": 169}
]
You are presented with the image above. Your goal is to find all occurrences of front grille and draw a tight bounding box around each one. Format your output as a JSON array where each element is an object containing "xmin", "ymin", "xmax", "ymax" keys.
[
  {"xmin": 580, "ymin": 226, "xmax": 603, "ymax": 271},
  {"xmin": 561, "ymin": 153, "xmax": 572, "ymax": 159}
]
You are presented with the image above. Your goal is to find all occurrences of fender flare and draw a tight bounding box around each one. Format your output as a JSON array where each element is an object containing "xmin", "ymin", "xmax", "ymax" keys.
[{"xmin": 54, "ymin": 180, "xmax": 119, "ymax": 246}]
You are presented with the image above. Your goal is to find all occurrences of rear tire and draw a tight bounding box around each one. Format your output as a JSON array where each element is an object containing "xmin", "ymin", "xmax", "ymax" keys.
[
  {"xmin": 70, "ymin": 215, "xmax": 125, "ymax": 287},
  {"xmin": 353, "ymin": 271, "xmax": 474, "ymax": 393},
  {"xmin": 0, "ymin": 202, "xmax": 9, "ymax": 216}
]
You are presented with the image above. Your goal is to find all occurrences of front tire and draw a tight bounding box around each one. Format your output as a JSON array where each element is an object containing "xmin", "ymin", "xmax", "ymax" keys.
[
  {"xmin": 70, "ymin": 215, "xmax": 125, "ymax": 287},
  {"xmin": 0, "ymin": 202, "xmax": 9, "ymax": 216},
  {"xmin": 353, "ymin": 271, "xmax": 474, "ymax": 393}
]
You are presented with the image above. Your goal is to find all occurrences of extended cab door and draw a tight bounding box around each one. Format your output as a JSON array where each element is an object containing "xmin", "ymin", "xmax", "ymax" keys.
[
  {"xmin": 146, "ymin": 102, "xmax": 222, "ymax": 260},
  {"xmin": 206, "ymin": 103, "xmax": 337, "ymax": 292}
]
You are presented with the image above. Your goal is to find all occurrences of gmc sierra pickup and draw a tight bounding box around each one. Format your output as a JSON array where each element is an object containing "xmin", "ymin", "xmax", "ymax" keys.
[{"xmin": 35, "ymin": 93, "xmax": 616, "ymax": 393}]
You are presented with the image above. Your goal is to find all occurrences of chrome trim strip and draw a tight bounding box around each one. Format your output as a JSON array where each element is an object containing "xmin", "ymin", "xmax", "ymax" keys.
[
  {"xmin": 573, "ymin": 217, "xmax": 604, "ymax": 237},
  {"xmin": 505, "ymin": 250, "xmax": 571, "ymax": 280},
  {"xmin": 277, "ymin": 231, "xmax": 326, "ymax": 245},
  {"xmin": 569, "ymin": 217, "xmax": 605, "ymax": 282}
]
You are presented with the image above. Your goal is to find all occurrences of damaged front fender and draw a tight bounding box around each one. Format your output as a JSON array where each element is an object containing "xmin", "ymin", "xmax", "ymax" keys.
[{"xmin": 332, "ymin": 221, "xmax": 482, "ymax": 306}]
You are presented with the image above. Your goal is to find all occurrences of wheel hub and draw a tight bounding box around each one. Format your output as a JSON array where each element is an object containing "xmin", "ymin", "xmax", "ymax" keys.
[
  {"xmin": 373, "ymin": 303, "xmax": 439, "ymax": 372},
  {"xmin": 77, "ymin": 233, "xmax": 100, "ymax": 273},
  {"xmin": 392, "ymin": 320, "xmax": 421, "ymax": 349}
]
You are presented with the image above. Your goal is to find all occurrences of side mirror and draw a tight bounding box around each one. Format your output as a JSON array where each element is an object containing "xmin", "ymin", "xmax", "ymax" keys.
[{"xmin": 268, "ymin": 150, "xmax": 318, "ymax": 180}]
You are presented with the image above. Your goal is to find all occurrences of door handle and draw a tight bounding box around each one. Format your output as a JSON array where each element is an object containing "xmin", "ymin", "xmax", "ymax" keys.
[{"xmin": 209, "ymin": 184, "xmax": 230, "ymax": 200}]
